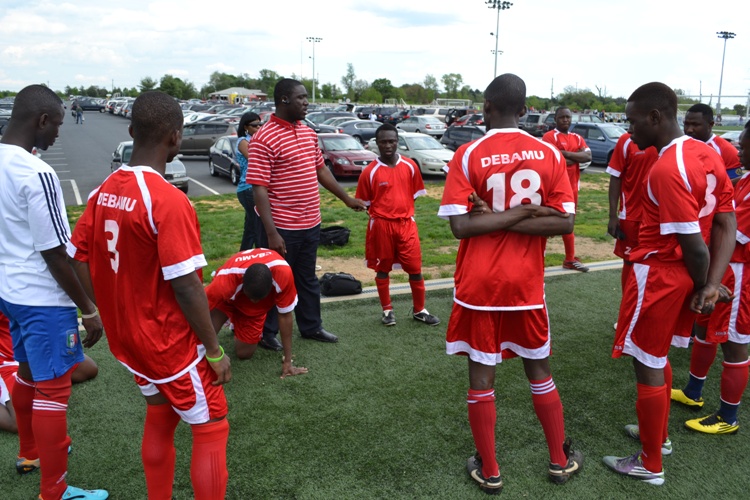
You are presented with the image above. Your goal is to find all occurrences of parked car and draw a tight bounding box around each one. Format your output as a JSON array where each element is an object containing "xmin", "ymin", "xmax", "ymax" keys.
[
  {"xmin": 110, "ymin": 141, "xmax": 188, "ymax": 193},
  {"xmin": 179, "ymin": 122, "xmax": 236, "ymax": 155},
  {"xmin": 208, "ymin": 136, "xmax": 241, "ymax": 184},
  {"xmin": 396, "ymin": 116, "xmax": 446, "ymax": 137},
  {"xmin": 303, "ymin": 118, "xmax": 337, "ymax": 134},
  {"xmin": 413, "ymin": 107, "xmax": 451, "ymax": 122},
  {"xmin": 368, "ymin": 132, "xmax": 453, "ymax": 175},
  {"xmin": 519, "ymin": 112, "xmax": 552, "ymax": 136},
  {"xmin": 371, "ymin": 106, "xmax": 399, "ymax": 122},
  {"xmin": 71, "ymin": 97, "xmax": 105, "ymax": 112},
  {"xmin": 569, "ymin": 122, "xmax": 625, "ymax": 165},
  {"xmin": 440, "ymin": 125, "xmax": 486, "ymax": 151},
  {"xmin": 450, "ymin": 113, "xmax": 484, "ymax": 127},
  {"xmin": 336, "ymin": 120, "xmax": 381, "ymax": 144},
  {"xmin": 721, "ymin": 130, "xmax": 742, "ymax": 149},
  {"xmin": 317, "ymin": 133, "xmax": 378, "ymax": 178},
  {"xmin": 307, "ymin": 111, "xmax": 356, "ymax": 124},
  {"xmin": 0, "ymin": 109, "xmax": 10, "ymax": 135},
  {"xmin": 445, "ymin": 107, "xmax": 478, "ymax": 126},
  {"xmin": 322, "ymin": 116, "xmax": 360, "ymax": 127},
  {"xmin": 383, "ymin": 109, "xmax": 411, "ymax": 126}
]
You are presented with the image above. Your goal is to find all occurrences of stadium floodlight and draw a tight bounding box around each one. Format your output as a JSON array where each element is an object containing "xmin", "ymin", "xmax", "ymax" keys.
[
  {"xmin": 715, "ymin": 31, "xmax": 735, "ymax": 120},
  {"xmin": 486, "ymin": 1, "xmax": 513, "ymax": 78},
  {"xmin": 306, "ymin": 37, "xmax": 322, "ymax": 104}
]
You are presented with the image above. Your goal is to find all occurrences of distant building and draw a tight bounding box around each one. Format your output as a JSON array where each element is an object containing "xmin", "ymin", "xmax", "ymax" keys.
[{"xmin": 209, "ymin": 87, "xmax": 267, "ymax": 103}]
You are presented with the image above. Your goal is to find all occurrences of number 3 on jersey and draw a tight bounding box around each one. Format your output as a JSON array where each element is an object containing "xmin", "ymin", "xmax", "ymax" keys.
[
  {"xmin": 104, "ymin": 219, "xmax": 120, "ymax": 272},
  {"xmin": 487, "ymin": 169, "xmax": 542, "ymax": 212}
]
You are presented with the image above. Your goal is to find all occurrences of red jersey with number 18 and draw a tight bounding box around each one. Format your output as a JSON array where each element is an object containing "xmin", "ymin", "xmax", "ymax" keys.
[
  {"xmin": 68, "ymin": 166, "xmax": 207, "ymax": 383},
  {"xmin": 438, "ymin": 128, "xmax": 575, "ymax": 310}
]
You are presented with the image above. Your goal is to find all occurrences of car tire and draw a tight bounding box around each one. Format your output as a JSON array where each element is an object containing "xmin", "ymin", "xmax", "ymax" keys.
[
  {"xmin": 325, "ymin": 160, "xmax": 336, "ymax": 177},
  {"xmin": 181, "ymin": 185, "xmax": 189, "ymax": 194},
  {"xmin": 353, "ymin": 135, "xmax": 363, "ymax": 145},
  {"xmin": 231, "ymin": 167, "xmax": 239, "ymax": 186},
  {"xmin": 415, "ymin": 129, "xmax": 420, "ymax": 134},
  {"xmin": 208, "ymin": 159, "xmax": 218, "ymax": 177},
  {"xmin": 606, "ymin": 151, "xmax": 613, "ymax": 166}
]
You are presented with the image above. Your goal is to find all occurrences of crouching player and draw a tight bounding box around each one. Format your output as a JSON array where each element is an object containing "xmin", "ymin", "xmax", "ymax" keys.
[
  {"xmin": 438, "ymin": 74, "xmax": 582, "ymax": 495},
  {"xmin": 205, "ymin": 249, "xmax": 308, "ymax": 378}
]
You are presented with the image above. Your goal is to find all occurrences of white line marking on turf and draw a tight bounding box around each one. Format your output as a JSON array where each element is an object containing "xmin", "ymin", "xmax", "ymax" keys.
[{"xmin": 60, "ymin": 179, "xmax": 83, "ymax": 205}]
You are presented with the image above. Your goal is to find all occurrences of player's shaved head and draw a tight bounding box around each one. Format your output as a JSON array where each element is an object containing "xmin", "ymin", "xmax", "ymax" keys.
[
  {"xmin": 627, "ymin": 82, "xmax": 678, "ymax": 120},
  {"xmin": 10, "ymin": 85, "xmax": 63, "ymax": 124},
  {"xmin": 686, "ymin": 103, "xmax": 714, "ymax": 122},
  {"xmin": 243, "ymin": 263, "xmax": 273, "ymax": 302},
  {"xmin": 484, "ymin": 73, "xmax": 526, "ymax": 115},
  {"xmin": 130, "ymin": 91, "xmax": 183, "ymax": 145}
]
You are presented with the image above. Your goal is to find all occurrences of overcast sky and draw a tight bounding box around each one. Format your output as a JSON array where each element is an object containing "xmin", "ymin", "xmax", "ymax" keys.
[{"xmin": 1, "ymin": 0, "xmax": 748, "ymax": 107}]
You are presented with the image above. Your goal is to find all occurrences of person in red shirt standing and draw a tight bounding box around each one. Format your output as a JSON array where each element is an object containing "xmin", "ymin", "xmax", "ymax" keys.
[
  {"xmin": 542, "ymin": 107, "xmax": 592, "ymax": 272},
  {"xmin": 68, "ymin": 91, "xmax": 232, "ymax": 500},
  {"xmin": 684, "ymin": 103, "xmax": 743, "ymax": 182},
  {"xmin": 606, "ymin": 132, "xmax": 659, "ymax": 290},
  {"xmin": 247, "ymin": 79, "xmax": 366, "ymax": 349},
  {"xmin": 205, "ymin": 249, "xmax": 308, "ymax": 378},
  {"xmin": 355, "ymin": 124, "xmax": 439, "ymax": 327},
  {"xmin": 604, "ymin": 82, "xmax": 735, "ymax": 486},
  {"xmin": 438, "ymin": 74, "xmax": 582, "ymax": 495}
]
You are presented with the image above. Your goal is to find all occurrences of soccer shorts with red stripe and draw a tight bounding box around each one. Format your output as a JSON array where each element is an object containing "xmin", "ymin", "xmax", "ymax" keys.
[{"xmin": 365, "ymin": 217, "xmax": 422, "ymax": 274}]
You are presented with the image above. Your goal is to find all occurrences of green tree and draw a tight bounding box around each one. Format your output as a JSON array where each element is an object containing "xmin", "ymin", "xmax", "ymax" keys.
[
  {"xmin": 257, "ymin": 69, "xmax": 282, "ymax": 94},
  {"xmin": 400, "ymin": 83, "xmax": 429, "ymax": 104},
  {"xmin": 139, "ymin": 77, "xmax": 157, "ymax": 92},
  {"xmin": 341, "ymin": 63, "xmax": 356, "ymax": 99},
  {"xmin": 360, "ymin": 88, "xmax": 383, "ymax": 104},
  {"xmin": 353, "ymin": 78, "xmax": 369, "ymax": 102},
  {"xmin": 734, "ymin": 104, "xmax": 747, "ymax": 116},
  {"xmin": 371, "ymin": 78, "xmax": 394, "ymax": 100},
  {"xmin": 320, "ymin": 83, "xmax": 341, "ymax": 100},
  {"xmin": 441, "ymin": 73, "xmax": 463, "ymax": 98},
  {"xmin": 424, "ymin": 74, "xmax": 439, "ymax": 94}
]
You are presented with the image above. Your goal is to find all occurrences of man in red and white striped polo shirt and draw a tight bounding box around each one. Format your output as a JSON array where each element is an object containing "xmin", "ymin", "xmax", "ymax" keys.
[{"xmin": 247, "ymin": 79, "xmax": 366, "ymax": 346}]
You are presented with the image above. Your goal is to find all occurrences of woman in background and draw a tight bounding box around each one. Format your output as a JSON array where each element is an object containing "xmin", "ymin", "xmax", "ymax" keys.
[{"xmin": 236, "ymin": 112, "xmax": 262, "ymax": 250}]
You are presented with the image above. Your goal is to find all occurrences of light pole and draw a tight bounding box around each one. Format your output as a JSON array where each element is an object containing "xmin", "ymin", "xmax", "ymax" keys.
[
  {"xmin": 306, "ymin": 36, "xmax": 322, "ymax": 103},
  {"xmin": 716, "ymin": 31, "xmax": 735, "ymax": 120},
  {"xmin": 486, "ymin": 1, "xmax": 513, "ymax": 78}
]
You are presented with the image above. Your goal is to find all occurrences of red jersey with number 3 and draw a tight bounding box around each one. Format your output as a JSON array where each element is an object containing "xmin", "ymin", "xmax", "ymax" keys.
[
  {"xmin": 68, "ymin": 166, "xmax": 207, "ymax": 382},
  {"xmin": 356, "ymin": 155, "xmax": 426, "ymax": 219},
  {"xmin": 630, "ymin": 136, "xmax": 732, "ymax": 264},
  {"xmin": 438, "ymin": 128, "xmax": 575, "ymax": 310},
  {"xmin": 606, "ymin": 133, "xmax": 658, "ymax": 222}
]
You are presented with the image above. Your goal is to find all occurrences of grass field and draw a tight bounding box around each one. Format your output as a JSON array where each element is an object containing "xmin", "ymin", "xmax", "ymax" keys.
[{"xmin": 1, "ymin": 270, "xmax": 747, "ymax": 499}]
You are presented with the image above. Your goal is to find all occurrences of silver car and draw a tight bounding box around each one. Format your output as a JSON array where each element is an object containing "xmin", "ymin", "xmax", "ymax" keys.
[
  {"xmin": 110, "ymin": 140, "xmax": 189, "ymax": 193},
  {"xmin": 368, "ymin": 132, "xmax": 453, "ymax": 176},
  {"xmin": 396, "ymin": 116, "xmax": 446, "ymax": 137}
]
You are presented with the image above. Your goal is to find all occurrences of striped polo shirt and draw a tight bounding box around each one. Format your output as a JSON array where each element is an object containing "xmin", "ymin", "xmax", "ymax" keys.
[{"xmin": 246, "ymin": 114, "xmax": 324, "ymax": 230}]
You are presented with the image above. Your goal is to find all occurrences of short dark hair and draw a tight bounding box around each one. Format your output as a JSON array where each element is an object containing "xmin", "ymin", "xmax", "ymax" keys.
[
  {"xmin": 274, "ymin": 78, "xmax": 301, "ymax": 106},
  {"xmin": 242, "ymin": 263, "xmax": 273, "ymax": 301},
  {"xmin": 375, "ymin": 122, "xmax": 398, "ymax": 140},
  {"xmin": 555, "ymin": 106, "xmax": 571, "ymax": 118},
  {"xmin": 484, "ymin": 74, "xmax": 526, "ymax": 115},
  {"xmin": 131, "ymin": 91, "xmax": 183, "ymax": 145},
  {"xmin": 10, "ymin": 84, "xmax": 63, "ymax": 123},
  {"xmin": 237, "ymin": 112, "xmax": 261, "ymax": 137},
  {"xmin": 687, "ymin": 103, "xmax": 714, "ymax": 121},
  {"xmin": 627, "ymin": 82, "xmax": 678, "ymax": 119}
]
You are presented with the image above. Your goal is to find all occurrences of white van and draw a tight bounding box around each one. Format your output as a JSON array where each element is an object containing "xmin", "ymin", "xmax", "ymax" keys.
[{"xmin": 414, "ymin": 107, "xmax": 451, "ymax": 121}]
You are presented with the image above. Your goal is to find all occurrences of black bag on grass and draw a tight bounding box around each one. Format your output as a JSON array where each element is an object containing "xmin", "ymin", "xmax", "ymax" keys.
[
  {"xmin": 320, "ymin": 272, "xmax": 362, "ymax": 296},
  {"xmin": 320, "ymin": 226, "xmax": 351, "ymax": 246}
]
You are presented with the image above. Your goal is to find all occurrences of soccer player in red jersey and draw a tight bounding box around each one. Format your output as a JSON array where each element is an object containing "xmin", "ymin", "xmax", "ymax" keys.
[
  {"xmin": 542, "ymin": 107, "xmax": 592, "ymax": 272},
  {"xmin": 205, "ymin": 249, "xmax": 308, "ymax": 378},
  {"xmin": 68, "ymin": 91, "xmax": 232, "ymax": 500},
  {"xmin": 676, "ymin": 123, "xmax": 750, "ymax": 435},
  {"xmin": 606, "ymin": 132, "xmax": 658, "ymax": 290},
  {"xmin": 356, "ymin": 123, "xmax": 439, "ymax": 327},
  {"xmin": 438, "ymin": 74, "xmax": 582, "ymax": 494},
  {"xmin": 604, "ymin": 83, "xmax": 736, "ymax": 486},
  {"xmin": 684, "ymin": 103, "xmax": 743, "ymax": 183}
]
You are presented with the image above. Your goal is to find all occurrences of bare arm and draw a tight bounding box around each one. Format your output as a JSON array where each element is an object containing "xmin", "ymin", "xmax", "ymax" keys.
[
  {"xmin": 171, "ymin": 272, "xmax": 231, "ymax": 385},
  {"xmin": 238, "ymin": 139, "xmax": 249, "ymax": 160},
  {"xmin": 449, "ymin": 204, "xmax": 570, "ymax": 239},
  {"xmin": 317, "ymin": 167, "xmax": 366, "ymax": 211},
  {"xmin": 692, "ymin": 211, "xmax": 737, "ymax": 313},
  {"xmin": 252, "ymin": 185, "xmax": 285, "ymax": 255},
  {"xmin": 562, "ymin": 149, "xmax": 592, "ymax": 164},
  {"xmin": 607, "ymin": 175, "xmax": 623, "ymax": 238},
  {"xmin": 279, "ymin": 311, "xmax": 307, "ymax": 378},
  {"xmin": 42, "ymin": 246, "xmax": 102, "ymax": 348}
]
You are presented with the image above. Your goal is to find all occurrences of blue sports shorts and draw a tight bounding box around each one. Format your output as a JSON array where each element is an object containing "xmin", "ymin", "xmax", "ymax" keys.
[{"xmin": 0, "ymin": 299, "xmax": 83, "ymax": 382}]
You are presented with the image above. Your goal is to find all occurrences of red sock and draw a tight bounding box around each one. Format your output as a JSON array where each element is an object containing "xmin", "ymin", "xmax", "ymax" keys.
[
  {"xmin": 636, "ymin": 383, "xmax": 666, "ymax": 473},
  {"xmin": 662, "ymin": 360, "xmax": 672, "ymax": 444},
  {"xmin": 12, "ymin": 374, "xmax": 37, "ymax": 460},
  {"xmin": 410, "ymin": 279, "xmax": 426, "ymax": 313},
  {"xmin": 375, "ymin": 277, "xmax": 391, "ymax": 311},
  {"xmin": 191, "ymin": 418, "xmax": 229, "ymax": 500},
  {"xmin": 690, "ymin": 337, "xmax": 718, "ymax": 379},
  {"xmin": 562, "ymin": 233, "xmax": 575, "ymax": 261},
  {"xmin": 33, "ymin": 370, "xmax": 73, "ymax": 500},
  {"xmin": 467, "ymin": 389, "xmax": 499, "ymax": 478},
  {"xmin": 720, "ymin": 359, "xmax": 750, "ymax": 405},
  {"xmin": 143, "ymin": 404, "xmax": 180, "ymax": 500},
  {"xmin": 530, "ymin": 377, "xmax": 567, "ymax": 466}
]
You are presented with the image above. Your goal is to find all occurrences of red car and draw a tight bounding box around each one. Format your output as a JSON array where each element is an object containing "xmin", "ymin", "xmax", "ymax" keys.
[
  {"xmin": 450, "ymin": 113, "xmax": 484, "ymax": 128},
  {"xmin": 317, "ymin": 133, "xmax": 378, "ymax": 177}
]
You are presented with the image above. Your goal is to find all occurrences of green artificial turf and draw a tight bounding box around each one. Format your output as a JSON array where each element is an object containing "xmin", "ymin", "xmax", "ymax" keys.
[{"xmin": 2, "ymin": 269, "xmax": 747, "ymax": 499}]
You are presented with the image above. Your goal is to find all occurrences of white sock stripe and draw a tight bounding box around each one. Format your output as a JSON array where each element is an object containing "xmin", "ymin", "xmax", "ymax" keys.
[
  {"xmin": 32, "ymin": 400, "xmax": 68, "ymax": 411},
  {"xmin": 530, "ymin": 379, "xmax": 556, "ymax": 394},
  {"xmin": 688, "ymin": 371, "xmax": 708, "ymax": 380},
  {"xmin": 467, "ymin": 390, "xmax": 495, "ymax": 403},
  {"xmin": 722, "ymin": 358, "xmax": 750, "ymax": 367},
  {"xmin": 694, "ymin": 336, "xmax": 712, "ymax": 345},
  {"xmin": 14, "ymin": 374, "xmax": 36, "ymax": 388}
]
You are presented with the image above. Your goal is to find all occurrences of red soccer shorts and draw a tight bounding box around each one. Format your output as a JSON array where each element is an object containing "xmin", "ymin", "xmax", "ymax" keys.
[
  {"xmin": 215, "ymin": 303, "xmax": 265, "ymax": 345},
  {"xmin": 613, "ymin": 261, "xmax": 693, "ymax": 368},
  {"xmin": 614, "ymin": 219, "xmax": 641, "ymax": 261},
  {"xmin": 446, "ymin": 302, "xmax": 551, "ymax": 366},
  {"xmin": 134, "ymin": 358, "xmax": 227, "ymax": 425},
  {"xmin": 365, "ymin": 217, "xmax": 422, "ymax": 274},
  {"xmin": 706, "ymin": 262, "xmax": 750, "ymax": 345},
  {"xmin": 567, "ymin": 166, "xmax": 581, "ymax": 206}
]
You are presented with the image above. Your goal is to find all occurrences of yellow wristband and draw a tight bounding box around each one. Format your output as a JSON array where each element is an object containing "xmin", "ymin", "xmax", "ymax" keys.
[
  {"xmin": 81, "ymin": 308, "xmax": 99, "ymax": 319},
  {"xmin": 206, "ymin": 346, "xmax": 225, "ymax": 363}
]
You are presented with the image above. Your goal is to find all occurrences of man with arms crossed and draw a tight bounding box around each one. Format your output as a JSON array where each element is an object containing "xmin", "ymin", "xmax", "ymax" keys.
[
  {"xmin": 68, "ymin": 91, "xmax": 231, "ymax": 500},
  {"xmin": 0, "ymin": 84, "xmax": 107, "ymax": 500},
  {"xmin": 438, "ymin": 74, "xmax": 582, "ymax": 495}
]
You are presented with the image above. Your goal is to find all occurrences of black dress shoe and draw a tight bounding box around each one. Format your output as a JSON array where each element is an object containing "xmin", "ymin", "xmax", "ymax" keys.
[
  {"xmin": 259, "ymin": 334, "xmax": 283, "ymax": 351},
  {"xmin": 301, "ymin": 328, "xmax": 339, "ymax": 343}
]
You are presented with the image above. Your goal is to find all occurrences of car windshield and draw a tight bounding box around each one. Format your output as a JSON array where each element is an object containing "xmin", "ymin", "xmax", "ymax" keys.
[
  {"xmin": 406, "ymin": 135, "xmax": 443, "ymax": 150},
  {"xmin": 122, "ymin": 145, "xmax": 133, "ymax": 163},
  {"xmin": 602, "ymin": 126, "xmax": 625, "ymax": 139},
  {"xmin": 323, "ymin": 136, "xmax": 364, "ymax": 151}
]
